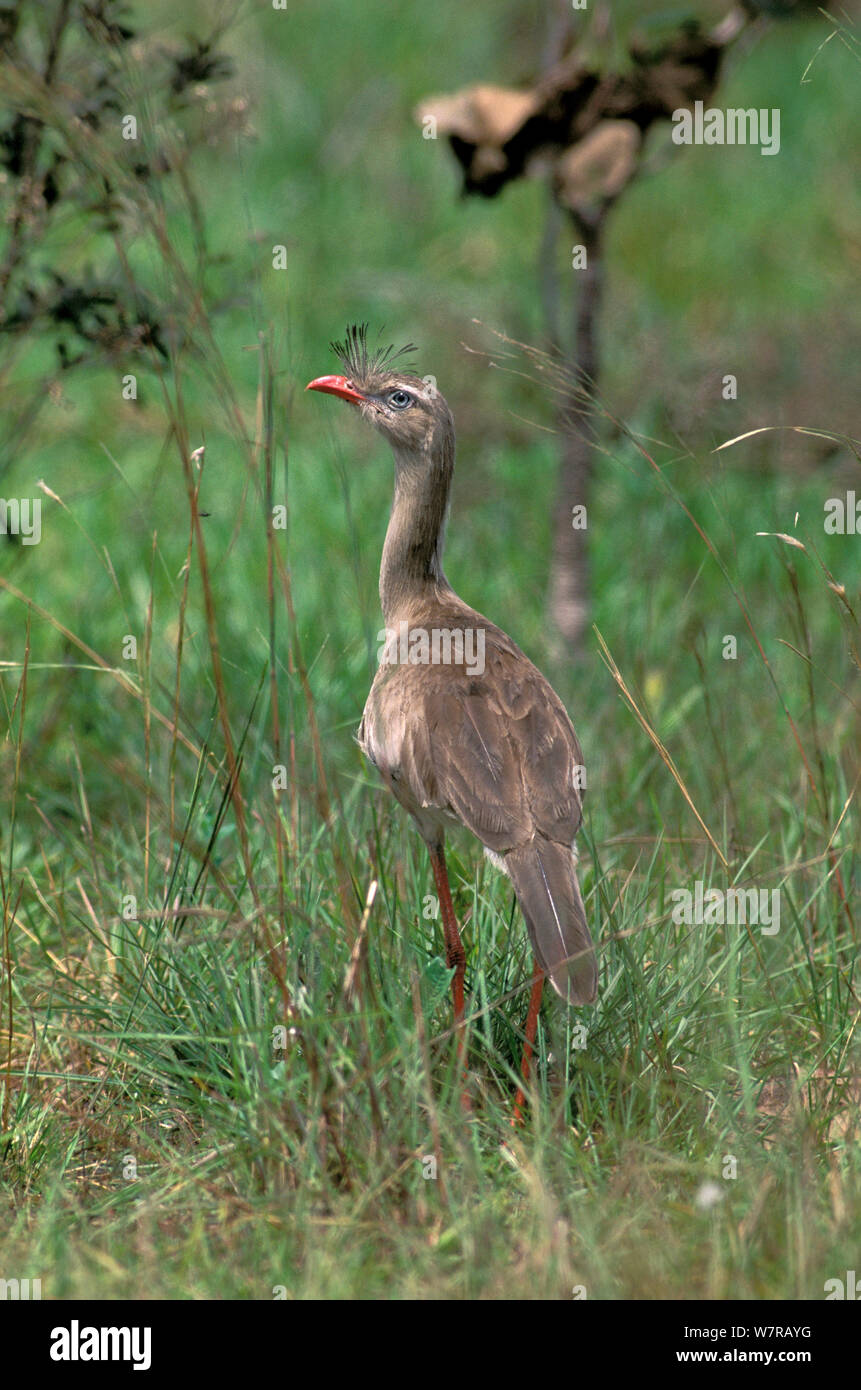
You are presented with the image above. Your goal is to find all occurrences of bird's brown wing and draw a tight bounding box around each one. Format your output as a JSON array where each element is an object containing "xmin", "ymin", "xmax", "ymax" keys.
[
  {"xmin": 360, "ymin": 629, "xmax": 584, "ymax": 853},
  {"xmin": 360, "ymin": 624, "xmax": 596, "ymax": 1002}
]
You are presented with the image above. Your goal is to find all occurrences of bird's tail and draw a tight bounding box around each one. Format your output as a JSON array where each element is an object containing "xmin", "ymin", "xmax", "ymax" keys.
[{"xmin": 505, "ymin": 839, "xmax": 597, "ymax": 1005}]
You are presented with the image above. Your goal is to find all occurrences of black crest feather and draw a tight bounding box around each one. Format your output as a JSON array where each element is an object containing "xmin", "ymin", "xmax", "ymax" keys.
[{"xmin": 330, "ymin": 323, "xmax": 417, "ymax": 382}]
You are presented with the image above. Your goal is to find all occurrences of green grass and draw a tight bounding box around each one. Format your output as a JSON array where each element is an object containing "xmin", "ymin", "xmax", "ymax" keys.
[{"xmin": 0, "ymin": 0, "xmax": 858, "ymax": 1299}]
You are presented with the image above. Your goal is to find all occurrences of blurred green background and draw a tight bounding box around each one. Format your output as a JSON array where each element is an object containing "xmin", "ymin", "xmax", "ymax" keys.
[{"xmin": 4, "ymin": 0, "xmax": 859, "ymax": 762}]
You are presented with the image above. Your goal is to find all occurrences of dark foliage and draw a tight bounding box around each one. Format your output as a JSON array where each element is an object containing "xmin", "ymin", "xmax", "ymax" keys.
[{"xmin": 0, "ymin": 0, "xmax": 233, "ymax": 375}]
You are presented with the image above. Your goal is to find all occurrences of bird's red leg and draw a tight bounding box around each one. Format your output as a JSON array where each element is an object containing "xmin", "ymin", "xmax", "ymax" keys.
[
  {"xmin": 428, "ymin": 843, "xmax": 469, "ymax": 1103},
  {"xmin": 512, "ymin": 967, "xmax": 545, "ymax": 1126}
]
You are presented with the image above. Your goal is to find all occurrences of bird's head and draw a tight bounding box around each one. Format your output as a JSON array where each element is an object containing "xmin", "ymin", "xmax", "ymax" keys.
[{"xmin": 306, "ymin": 323, "xmax": 452, "ymax": 458}]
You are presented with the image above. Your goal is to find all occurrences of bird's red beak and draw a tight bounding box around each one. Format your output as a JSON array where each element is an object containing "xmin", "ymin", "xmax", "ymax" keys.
[{"xmin": 305, "ymin": 374, "xmax": 367, "ymax": 405}]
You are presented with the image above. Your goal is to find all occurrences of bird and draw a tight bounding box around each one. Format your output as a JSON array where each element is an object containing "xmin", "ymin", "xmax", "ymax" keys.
[{"xmin": 307, "ymin": 324, "xmax": 597, "ymax": 1118}]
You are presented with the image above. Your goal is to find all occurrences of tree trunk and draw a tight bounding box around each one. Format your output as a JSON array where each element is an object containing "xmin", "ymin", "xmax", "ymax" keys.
[{"xmin": 548, "ymin": 206, "xmax": 605, "ymax": 658}]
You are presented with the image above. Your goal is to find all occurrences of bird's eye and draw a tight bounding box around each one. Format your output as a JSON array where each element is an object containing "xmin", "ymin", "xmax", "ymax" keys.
[{"xmin": 387, "ymin": 389, "xmax": 413, "ymax": 410}]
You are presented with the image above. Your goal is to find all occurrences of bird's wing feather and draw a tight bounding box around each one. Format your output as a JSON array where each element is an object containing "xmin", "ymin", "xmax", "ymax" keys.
[{"xmin": 360, "ymin": 628, "xmax": 583, "ymax": 852}]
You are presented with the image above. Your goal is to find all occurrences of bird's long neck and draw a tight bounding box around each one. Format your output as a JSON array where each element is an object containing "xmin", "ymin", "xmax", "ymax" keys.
[{"xmin": 380, "ymin": 425, "xmax": 455, "ymax": 624}]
